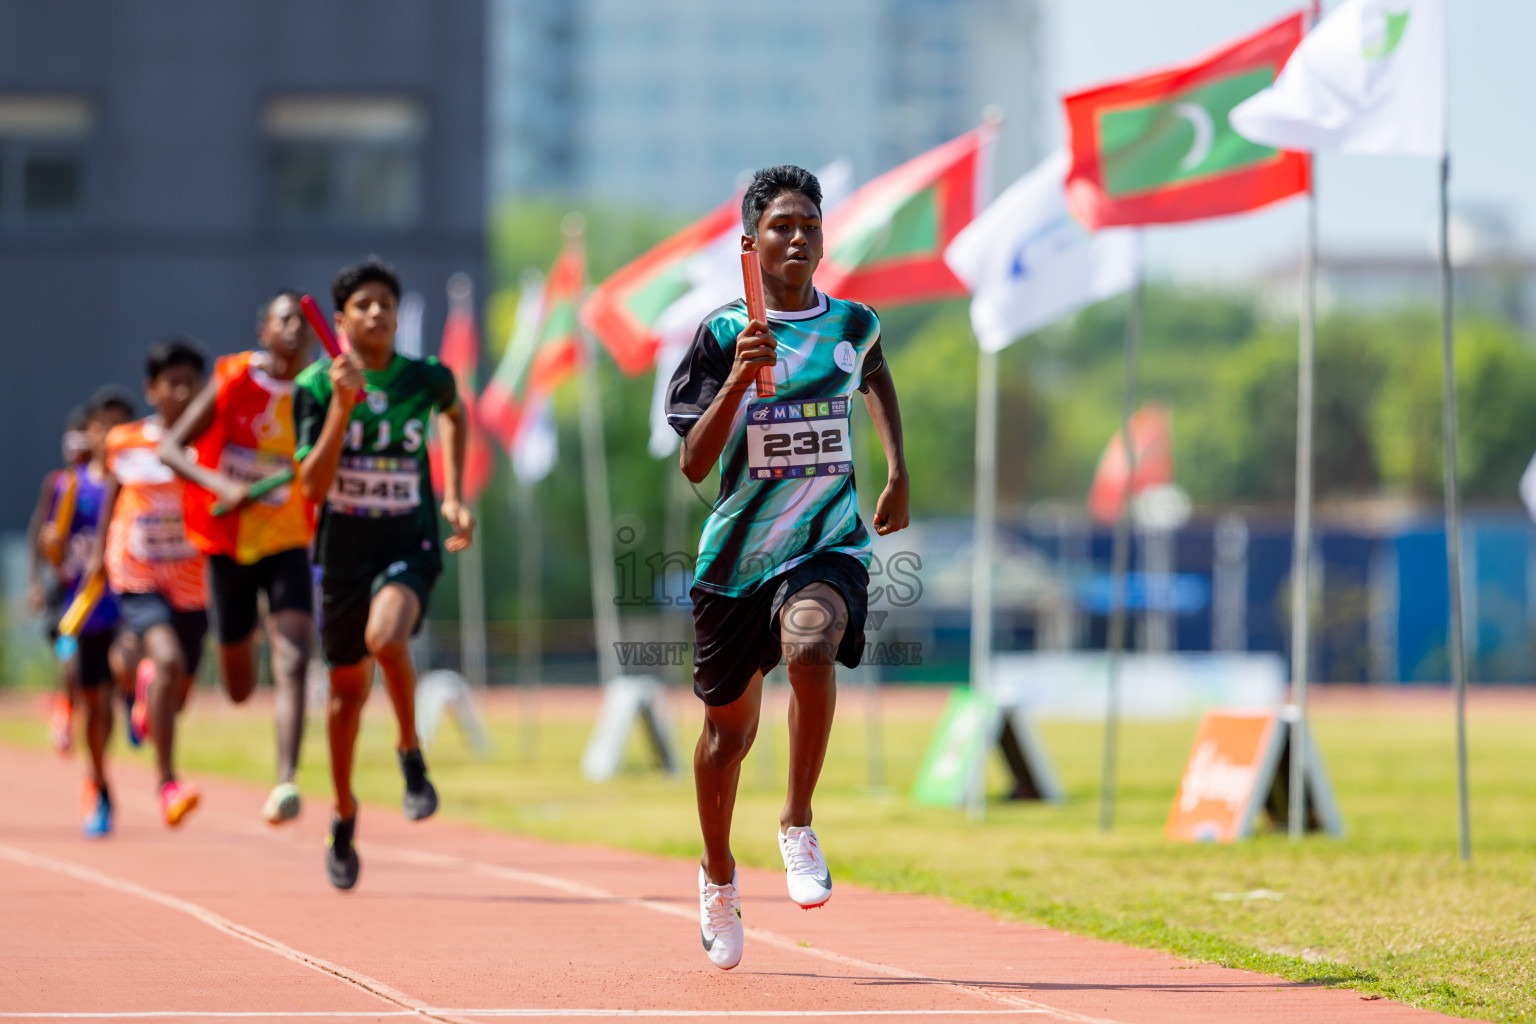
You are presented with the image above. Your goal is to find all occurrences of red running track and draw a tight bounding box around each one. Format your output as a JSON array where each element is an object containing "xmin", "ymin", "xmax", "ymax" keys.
[{"xmin": 0, "ymin": 742, "xmax": 1450, "ymax": 1024}]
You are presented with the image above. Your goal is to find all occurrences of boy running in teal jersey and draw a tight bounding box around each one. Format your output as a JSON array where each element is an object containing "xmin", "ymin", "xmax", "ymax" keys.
[
  {"xmin": 294, "ymin": 259, "xmax": 475, "ymax": 891},
  {"xmin": 667, "ymin": 166, "xmax": 910, "ymax": 970}
]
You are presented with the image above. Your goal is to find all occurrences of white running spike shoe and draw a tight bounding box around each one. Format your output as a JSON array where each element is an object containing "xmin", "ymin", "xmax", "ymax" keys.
[
  {"xmin": 262, "ymin": 782, "xmax": 302, "ymax": 826},
  {"xmin": 698, "ymin": 865, "xmax": 744, "ymax": 970},
  {"xmin": 778, "ymin": 825, "xmax": 832, "ymax": 909}
]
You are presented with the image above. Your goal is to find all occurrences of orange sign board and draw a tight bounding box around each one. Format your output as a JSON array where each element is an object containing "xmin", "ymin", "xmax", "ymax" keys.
[{"xmin": 1166, "ymin": 710, "xmax": 1277, "ymax": 843}]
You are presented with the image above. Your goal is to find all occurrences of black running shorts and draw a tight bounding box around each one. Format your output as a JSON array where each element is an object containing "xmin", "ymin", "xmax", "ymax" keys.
[
  {"xmin": 117, "ymin": 592, "xmax": 208, "ymax": 677},
  {"xmin": 207, "ymin": 547, "xmax": 314, "ymax": 645},
  {"xmin": 689, "ymin": 551, "xmax": 868, "ymax": 708},
  {"xmin": 73, "ymin": 628, "xmax": 116, "ymax": 690},
  {"xmin": 318, "ymin": 550, "xmax": 439, "ymax": 668}
]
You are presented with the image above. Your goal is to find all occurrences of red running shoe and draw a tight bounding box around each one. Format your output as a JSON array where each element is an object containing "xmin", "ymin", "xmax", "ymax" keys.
[{"xmin": 158, "ymin": 779, "xmax": 199, "ymax": 827}]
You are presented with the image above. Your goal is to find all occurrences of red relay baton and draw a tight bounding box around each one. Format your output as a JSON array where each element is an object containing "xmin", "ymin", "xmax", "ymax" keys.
[
  {"xmin": 740, "ymin": 251, "xmax": 776, "ymax": 398},
  {"xmin": 299, "ymin": 294, "xmax": 352, "ymax": 358},
  {"xmin": 299, "ymin": 294, "xmax": 362, "ymax": 402}
]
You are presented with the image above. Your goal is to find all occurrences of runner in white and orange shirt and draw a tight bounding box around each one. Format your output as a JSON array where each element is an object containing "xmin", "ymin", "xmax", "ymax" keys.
[
  {"xmin": 86, "ymin": 339, "xmax": 209, "ymax": 827},
  {"xmin": 158, "ymin": 291, "xmax": 317, "ymax": 827}
]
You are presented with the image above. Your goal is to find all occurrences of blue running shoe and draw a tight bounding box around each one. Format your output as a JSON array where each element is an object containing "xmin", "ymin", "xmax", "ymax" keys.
[{"xmin": 81, "ymin": 782, "xmax": 111, "ymax": 839}]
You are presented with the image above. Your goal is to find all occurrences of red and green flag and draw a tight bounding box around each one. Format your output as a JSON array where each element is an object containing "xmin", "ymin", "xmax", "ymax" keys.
[
  {"xmin": 581, "ymin": 196, "xmax": 739, "ymax": 376},
  {"xmin": 479, "ymin": 235, "xmax": 587, "ymax": 459},
  {"xmin": 1087, "ymin": 403, "xmax": 1173, "ymax": 524},
  {"xmin": 817, "ymin": 123, "xmax": 995, "ymax": 307},
  {"xmin": 429, "ymin": 276, "xmax": 494, "ymax": 504},
  {"xmin": 1063, "ymin": 12, "xmax": 1310, "ymax": 230}
]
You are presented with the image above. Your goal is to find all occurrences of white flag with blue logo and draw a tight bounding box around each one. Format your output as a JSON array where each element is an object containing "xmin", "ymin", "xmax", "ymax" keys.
[
  {"xmin": 1231, "ymin": 0, "xmax": 1444, "ymax": 159},
  {"xmin": 944, "ymin": 149, "xmax": 1140, "ymax": 353}
]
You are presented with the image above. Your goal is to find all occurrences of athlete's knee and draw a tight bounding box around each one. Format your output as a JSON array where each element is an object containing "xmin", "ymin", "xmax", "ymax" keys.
[
  {"xmin": 364, "ymin": 627, "xmax": 410, "ymax": 663},
  {"xmin": 702, "ymin": 719, "xmax": 755, "ymax": 768},
  {"xmin": 85, "ymin": 687, "xmax": 113, "ymax": 720},
  {"xmin": 151, "ymin": 651, "xmax": 185, "ymax": 686},
  {"xmin": 328, "ymin": 664, "xmax": 369, "ymax": 708},
  {"xmin": 220, "ymin": 648, "xmax": 257, "ymax": 703},
  {"xmin": 268, "ymin": 629, "xmax": 311, "ymax": 686},
  {"xmin": 329, "ymin": 683, "xmax": 365, "ymax": 717},
  {"xmin": 784, "ymin": 637, "xmax": 839, "ymax": 674}
]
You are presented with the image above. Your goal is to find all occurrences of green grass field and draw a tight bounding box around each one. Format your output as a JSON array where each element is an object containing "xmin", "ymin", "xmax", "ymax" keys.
[{"xmin": 4, "ymin": 686, "xmax": 1533, "ymax": 1021}]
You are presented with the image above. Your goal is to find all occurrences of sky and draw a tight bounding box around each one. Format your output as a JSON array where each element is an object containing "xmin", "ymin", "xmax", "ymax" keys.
[{"xmin": 1039, "ymin": 0, "xmax": 1536, "ymax": 281}]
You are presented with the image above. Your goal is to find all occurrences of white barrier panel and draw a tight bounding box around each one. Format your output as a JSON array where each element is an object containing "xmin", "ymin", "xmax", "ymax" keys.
[
  {"xmin": 416, "ymin": 670, "xmax": 494, "ymax": 758},
  {"xmin": 989, "ymin": 652, "xmax": 1285, "ymax": 720},
  {"xmin": 581, "ymin": 675, "xmax": 679, "ymax": 782}
]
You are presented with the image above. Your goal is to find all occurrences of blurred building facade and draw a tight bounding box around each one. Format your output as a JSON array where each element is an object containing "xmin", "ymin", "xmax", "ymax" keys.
[
  {"xmin": 1257, "ymin": 208, "xmax": 1536, "ymax": 329},
  {"xmin": 490, "ymin": 0, "xmax": 1041, "ymax": 210},
  {"xmin": 0, "ymin": 1, "xmax": 486, "ymax": 529}
]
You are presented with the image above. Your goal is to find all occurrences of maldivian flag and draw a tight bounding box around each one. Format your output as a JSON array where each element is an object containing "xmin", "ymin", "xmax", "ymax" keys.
[
  {"xmin": 581, "ymin": 196, "xmax": 739, "ymax": 376},
  {"xmin": 480, "ymin": 237, "xmax": 587, "ymax": 460},
  {"xmin": 1087, "ymin": 404, "xmax": 1174, "ymax": 524},
  {"xmin": 818, "ymin": 123, "xmax": 995, "ymax": 306},
  {"xmin": 429, "ymin": 275, "xmax": 494, "ymax": 504},
  {"xmin": 1063, "ymin": 12, "xmax": 1311, "ymax": 230}
]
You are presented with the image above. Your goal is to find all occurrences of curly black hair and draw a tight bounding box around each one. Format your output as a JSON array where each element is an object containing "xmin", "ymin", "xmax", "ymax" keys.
[
  {"xmin": 330, "ymin": 257, "xmax": 401, "ymax": 312},
  {"xmin": 741, "ymin": 165, "xmax": 822, "ymax": 238}
]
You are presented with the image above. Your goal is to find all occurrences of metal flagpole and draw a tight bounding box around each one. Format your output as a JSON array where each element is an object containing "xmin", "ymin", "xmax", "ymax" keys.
[
  {"xmin": 1438, "ymin": 153, "xmax": 1471, "ymax": 862},
  {"xmin": 965, "ymin": 347, "xmax": 997, "ymax": 821},
  {"xmin": 457, "ymin": 497, "xmax": 489, "ymax": 689},
  {"xmin": 444, "ymin": 272, "xmax": 489, "ymax": 693},
  {"xmin": 1100, "ymin": 276, "xmax": 1142, "ymax": 833},
  {"xmin": 516, "ymin": 476, "xmax": 542, "ymax": 761},
  {"xmin": 964, "ymin": 108, "xmax": 1006, "ymax": 822},
  {"xmin": 1288, "ymin": 187, "xmax": 1319, "ymax": 841},
  {"xmin": 969, "ymin": 348, "xmax": 999, "ymax": 699},
  {"xmin": 577, "ymin": 329, "xmax": 623, "ymax": 686}
]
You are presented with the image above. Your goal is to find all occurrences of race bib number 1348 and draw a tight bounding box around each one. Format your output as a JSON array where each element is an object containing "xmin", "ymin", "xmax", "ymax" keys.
[{"xmin": 744, "ymin": 395, "xmax": 854, "ymax": 480}]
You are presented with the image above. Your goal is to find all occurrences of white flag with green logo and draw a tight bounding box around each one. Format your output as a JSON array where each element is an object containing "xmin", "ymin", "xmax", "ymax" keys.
[{"xmin": 1230, "ymin": 0, "xmax": 1444, "ymax": 158}]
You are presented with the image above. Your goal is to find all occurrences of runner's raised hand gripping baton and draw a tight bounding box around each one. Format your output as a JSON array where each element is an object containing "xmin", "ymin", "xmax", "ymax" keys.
[
  {"xmin": 53, "ymin": 572, "xmax": 105, "ymax": 661},
  {"xmin": 300, "ymin": 293, "xmax": 363, "ymax": 403},
  {"xmin": 741, "ymin": 251, "xmax": 776, "ymax": 398}
]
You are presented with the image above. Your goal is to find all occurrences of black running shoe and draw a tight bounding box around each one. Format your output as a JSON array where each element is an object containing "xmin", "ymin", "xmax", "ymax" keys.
[
  {"xmin": 326, "ymin": 813, "xmax": 360, "ymax": 891},
  {"xmin": 398, "ymin": 748, "xmax": 438, "ymax": 821}
]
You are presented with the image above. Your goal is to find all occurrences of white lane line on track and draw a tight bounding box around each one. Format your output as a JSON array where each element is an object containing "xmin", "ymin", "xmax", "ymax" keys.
[
  {"xmin": 209, "ymin": 812, "xmax": 1125, "ymax": 1024},
  {"xmin": 11, "ymin": 780, "xmax": 1126, "ymax": 1024},
  {"xmin": 0, "ymin": 1012, "xmax": 1046, "ymax": 1020},
  {"xmin": 356, "ymin": 839, "xmax": 1127, "ymax": 1024},
  {"xmin": 0, "ymin": 843, "xmax": 470, "ymax": 1024}
]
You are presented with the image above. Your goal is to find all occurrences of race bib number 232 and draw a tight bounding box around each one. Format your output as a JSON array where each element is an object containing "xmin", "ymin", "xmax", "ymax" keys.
[{"xmin": 744, "ymin": 395, "xmax": 853, "ymax": 481}]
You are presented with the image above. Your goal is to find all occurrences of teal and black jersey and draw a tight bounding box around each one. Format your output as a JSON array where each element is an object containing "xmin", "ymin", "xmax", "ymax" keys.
[
  {"xmin": 667, "ymin": 291, "xmax": 886, "ymax": 596},
  {"xmin": 293, "ymin": 353, "xmax": 458, "ymax": 581}
]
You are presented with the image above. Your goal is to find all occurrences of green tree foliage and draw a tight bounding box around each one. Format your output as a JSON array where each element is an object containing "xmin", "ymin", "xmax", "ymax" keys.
[{"xmin": 1376, "ymin": 316, "xmax": 1536, "ymax": 498}]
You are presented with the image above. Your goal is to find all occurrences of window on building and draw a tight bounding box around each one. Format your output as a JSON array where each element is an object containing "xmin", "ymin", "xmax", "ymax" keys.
[
  {"xmin": 0, "ymin": 96, "xmax": 94, "ymax": 224},
  {"xmin": 264, "ymin": 97, "xmax": 426, "ymax": 228}
]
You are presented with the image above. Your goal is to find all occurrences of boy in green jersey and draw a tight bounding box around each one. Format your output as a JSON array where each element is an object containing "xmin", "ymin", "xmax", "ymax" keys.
[{"xmin": 293, "ymin": 259, "xmax": 476, "ymax": 891}]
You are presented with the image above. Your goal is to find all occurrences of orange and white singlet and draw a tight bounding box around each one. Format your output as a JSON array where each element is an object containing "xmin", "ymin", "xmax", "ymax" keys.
[
  {"xmin": 183, "ymin": 351, "xmax": 315, "ymax": 565},
  {"xmin": 105, "ymin": 419, "xmax": 206, "ymax": 609}
]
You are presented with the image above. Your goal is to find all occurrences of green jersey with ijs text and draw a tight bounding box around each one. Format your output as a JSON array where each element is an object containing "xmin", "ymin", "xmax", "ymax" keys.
[
  {"xmin": 666, "ymin": 290, "xmax": 886, "ymax": 596},
  {"xmin": 293, "ymin": 352, "xmax": 458, "ymax": 580}
]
